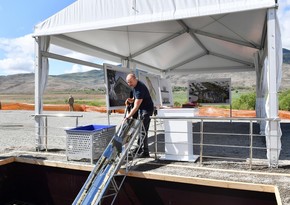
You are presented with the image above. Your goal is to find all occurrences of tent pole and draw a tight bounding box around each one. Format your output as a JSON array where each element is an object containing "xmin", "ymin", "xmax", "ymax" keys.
[
  {"xmin": 265, "ymin": 8, "xmax": 281, "ymax": 167},
  {"xmin": 34, "ymin": 37, "xmax": 43, "ymax": 151},
  {"xmin": 34, "ymin": 36, "xmax": 50, "ymax": 151}
]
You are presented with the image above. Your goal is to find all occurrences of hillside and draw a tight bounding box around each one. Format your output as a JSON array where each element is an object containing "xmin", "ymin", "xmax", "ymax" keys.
[
  {"xmin": 171, "ymin": 48, "xmax": 290, "ymax": 88},
  {"xmin": 0, "ymin": 52, "xmax": 290, "ymax": 94},
  {"xmin": 0, "ymin": 70, "xmax": 104, "ymax": 94},
  {"xmin": 283, "ymin": 48, "xmax": 290, "ymax": 64},
  {"xmin": 170, "ymin": 63, "xmax": 290, "ymax": 89}
]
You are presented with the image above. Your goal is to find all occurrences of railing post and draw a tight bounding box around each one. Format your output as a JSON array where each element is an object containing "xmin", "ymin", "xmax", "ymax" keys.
[
  {"xmin": 276, "ymin": 119, "xmax": 280, "ymax": 167},
  {"xmin": 199, "ymin": 119, "xmax": 204, "ymax": 166},
  {"xmin": 45, "ymin": 116, "xmax": 48, "ymax": 152},
  {"xmin": 76, "ymin": 117, "xmax": 79, "ymax": 127},
  {"xmin": 154, "ymin": 118, "xmax": 157, "ymax": 160},
  {"xmin": 32, "ymin": 113, "xmax": 83, "ymax": 151},
  {"xmin": 249, "ymin": 120, "xmax": 253, "ymax": 169}
]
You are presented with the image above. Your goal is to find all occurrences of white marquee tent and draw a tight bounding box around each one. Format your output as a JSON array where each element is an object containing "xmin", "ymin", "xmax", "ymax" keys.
[{"xmin": 33, "ymin": 0, "xmax": 282, "ymax": 167}]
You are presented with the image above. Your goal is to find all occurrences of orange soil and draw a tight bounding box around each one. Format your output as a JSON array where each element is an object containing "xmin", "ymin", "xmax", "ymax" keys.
[
  {"xmin": 1, "ymin": 103, "xmax": 290, "ymax": 119},
  {"xmin": 0, "ymin": 103, "xmax": 123, "ymax": 113}
]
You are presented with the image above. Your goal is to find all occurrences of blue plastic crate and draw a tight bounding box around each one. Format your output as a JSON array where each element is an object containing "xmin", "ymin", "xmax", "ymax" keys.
[
  {"xmin": 66, "ymin": 124, "xmax": 116, "ymax": 163},
  {"xmin": 67, "ymin": 124, "xmax": 114, "ymax": 133}
]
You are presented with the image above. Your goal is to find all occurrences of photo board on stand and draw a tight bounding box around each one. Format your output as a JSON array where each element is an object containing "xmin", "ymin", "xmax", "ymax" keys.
[
  {"xmin": 104, "ymin": 63, "xmax": 132, "ymax": 110},
  {"xmin": 138, "ymin": 72, "xmax": 161, "ymax": 107},
  {"xmin": 188, "ymin": 78, "xmax": 231, "ymax": 104},
  {"xmin": 159, "ymin": 78, "xmax": 173, "ymax": 106}
]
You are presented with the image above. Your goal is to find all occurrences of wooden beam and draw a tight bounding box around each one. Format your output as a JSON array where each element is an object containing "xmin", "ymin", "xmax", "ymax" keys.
[
  {"xmin": 274, "ymin": 186, "xmax": 283, "ymax": 205},
  {"xmin": 0, "ymin": 157, "xmax": 15, "ymax": 166},
  {"xmin": 119, "ymin": 169, "xmax": 276, "ymax": 193},
  {"xmin": 14, "ymin": 157, "xmax": 93, "ymax": 172}
]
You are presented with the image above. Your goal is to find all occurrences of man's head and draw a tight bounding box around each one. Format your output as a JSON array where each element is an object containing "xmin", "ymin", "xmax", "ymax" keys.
[{"xmin": 126, "ymin": 73, "xmax": 138, "ymax": 88}]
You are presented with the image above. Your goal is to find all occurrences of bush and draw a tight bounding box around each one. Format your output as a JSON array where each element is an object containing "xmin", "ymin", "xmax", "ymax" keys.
[
  {"xmin": 232, "ymin": 92, "xmax": 256, "ymax": 110},
  {"xmin": 171, "ymin": 88, "xmax": 290, "ymax": 111},
  {"xmin": 231, "ymin": 89, "xmax": 290, "ymax": 111},
  {"xmin": 174, "ymin": 101, "xmax": 181, "ymax": 107},
  {"xmin": 279, "ymin": 90, "xmax": 290, "ymax": 111},
  {"xmin": 172, "ymin": 86, "xmax": 187, "ymax": 92},
  {"xmin": 173, "ymin": 90, "xmax": 187, "ymax": 106}
]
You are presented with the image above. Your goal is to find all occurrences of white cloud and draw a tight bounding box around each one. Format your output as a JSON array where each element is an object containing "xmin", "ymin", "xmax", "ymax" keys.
[
  {"xmin": 0, "ymin": 34, "xmax": 34, "ymax": 75},
  {"xmin": 64, "ymin": 64, "xmax": 96, "ymax": 74},
  {"xmin": 0, "ymin": 36, "xmax": 106, "ymax": 76},
  {"xmin": 50, "ymin": 45, "xmax": 107, "ymax": 74},
  {"xmin": 51, "ymin": 45, "xmax": 118, "ymax": 74},
  {"xmin": 50, "ymin": 45, "xmax": 99, "ymax": 62},
  {"xmin": 0, "ymin": 58, "xmax": 33, "ymax": 74}
]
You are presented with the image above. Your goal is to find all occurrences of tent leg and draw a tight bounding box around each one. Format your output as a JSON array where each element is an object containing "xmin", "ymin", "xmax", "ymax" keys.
[{"xmin": 265, "ymin": 8, "xmax": 282, "ymax": 167}]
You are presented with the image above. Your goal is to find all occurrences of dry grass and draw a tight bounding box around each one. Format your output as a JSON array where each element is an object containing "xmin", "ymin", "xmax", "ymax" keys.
[{"xmin": 0, "ymin": 93, "xmax": 106, "ymax": 105}]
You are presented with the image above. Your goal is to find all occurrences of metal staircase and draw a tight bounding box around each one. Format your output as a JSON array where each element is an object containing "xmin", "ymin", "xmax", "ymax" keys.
[{"xmin": 72, "ymin": 117, "xmax": 145, "ymax": 205}]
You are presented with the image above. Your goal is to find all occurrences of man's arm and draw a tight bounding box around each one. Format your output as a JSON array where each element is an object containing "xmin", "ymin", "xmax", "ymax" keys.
[
  {"xmin": 125, "ymin": 98, "xmax": 134, "ymax": 105},
  {"xmin": 125, "ymin": 98, "xmax": 142, "ymax": 119}
]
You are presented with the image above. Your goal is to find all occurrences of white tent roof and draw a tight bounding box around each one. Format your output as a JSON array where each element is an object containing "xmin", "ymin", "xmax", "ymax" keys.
[
  {"xmin": 34, "ymin": 0, "xmax": 278, "ymax": 75},
  {"xmin": 33, "ymin": 0, "xmax": 283, "ymax": 166}
]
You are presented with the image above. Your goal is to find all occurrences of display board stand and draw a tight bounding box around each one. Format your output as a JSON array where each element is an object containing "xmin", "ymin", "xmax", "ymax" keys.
[{"xmin": 158, "ymin": 108, "xmax": 199, "ymax": 162}]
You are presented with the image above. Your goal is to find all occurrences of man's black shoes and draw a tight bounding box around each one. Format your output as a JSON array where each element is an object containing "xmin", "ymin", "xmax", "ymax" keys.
[
  {"xmin": 130, "ymin": 147, "xmax": 150, "ymax": 158},
  {"xmin": 138, "ymin": 152, "xmax": 150, "ymax": 158},
  {"xmin": 131, "ymin": 147, "xmax": 142, "ymax": 155}
]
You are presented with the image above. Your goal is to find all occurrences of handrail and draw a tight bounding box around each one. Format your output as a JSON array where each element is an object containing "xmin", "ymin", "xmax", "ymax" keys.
[
  {"xmin": 150, "ymin": 115, "xmax": 281, "ymax": 169},
  {"xmin": 32, "ymin": 113, "xmax": 83, "ymax": 151},
  {"xmin": 32, "ymin": 113, "xmax": 84, "ymax": 118},
  {"xmin": 151, "ymin": 116, "xmax": 280, "ymax": 121}
]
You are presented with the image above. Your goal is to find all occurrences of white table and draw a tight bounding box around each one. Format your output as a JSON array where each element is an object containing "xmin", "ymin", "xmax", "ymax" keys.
[{"xmin": 158, "ymin": 108, "xmax": 199, "ymax": 162}]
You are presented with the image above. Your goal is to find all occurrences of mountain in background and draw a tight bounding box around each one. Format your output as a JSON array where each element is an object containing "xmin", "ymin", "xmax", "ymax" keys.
[
  {"xmin": 0, "ymin": 70, "xmax": 104, "ymax": 94},
  {"xmin": 283, "ymin": 48, "xmax": 290, "ymax": 64},
  {"xmin": 0, "ymin": 49, "xmax": 289, "ymax": 94}
]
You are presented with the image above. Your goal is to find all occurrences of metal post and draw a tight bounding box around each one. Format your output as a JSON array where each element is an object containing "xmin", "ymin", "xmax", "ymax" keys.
[
  {"xmin": 107, "ymin": 110, "xmax": 111, "ymax": 125},
  {"xmin": 76, "ymin": 117, "xmax": 79, "ymax": 127},
  {"xmin": 45, "ymin": 116, "xmax": 48, "ymax": 152},
  {"xmin": 199, "ymin": 119, "xmax": 204, "ymax": 166},
  {"xmin": 249, "ymin": 120, "xmax": 253, "ymax": 169},
  {"xmin": 275, "ymin": 119, "xmax": 280, "ymax": 168},
  {"xmin": 154, "ymin": 118, "xmax": 157, "ymax": 160}
]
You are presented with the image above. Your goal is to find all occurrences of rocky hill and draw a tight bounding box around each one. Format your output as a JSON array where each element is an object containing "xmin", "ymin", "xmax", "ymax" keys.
[
  {"xmin": 0, "ymin": 64, "xmax": 289, "ymax": 95},
  {"xmin": 0, "ymin": 70, "xmax": 104, "ymax": 94},
  {"xmin": 170, "ymin": 63, "xmax": 290, "ymax": 89}
]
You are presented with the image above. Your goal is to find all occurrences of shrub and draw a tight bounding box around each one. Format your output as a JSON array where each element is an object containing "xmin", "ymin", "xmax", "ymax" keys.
[
  {"xmin": 232, "ymin": 92, "xmax": 256, "ymax": 110},
  {"xmin": 279, "ymin": 90, "xmax": 290, "ymax": 111},
  {"xmin": 174, "ymin": 101, "xmax": 181, "ymax": 107},
  {"xmin": 172, "ymin": 86, "xmax": 187, "ymax": 92}
]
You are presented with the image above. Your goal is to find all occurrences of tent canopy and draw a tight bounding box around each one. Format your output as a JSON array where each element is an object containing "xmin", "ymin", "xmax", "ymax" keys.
[
  {"xmin": 33, "ymin": 0, "xmax": 283, "ymax": 167},
  {"xmin": 34, "ymin": 0, "xmax": 278, "ymax": 75}
]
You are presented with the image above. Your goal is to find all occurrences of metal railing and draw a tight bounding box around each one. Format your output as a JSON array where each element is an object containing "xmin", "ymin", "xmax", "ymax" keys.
[
  {"xmin": 150, "ymin": 116, "xmax": 281, "ymax": 169},
  {"xmin": 32, "ymin": 113, "xmax": 83, "ymax": 151}
]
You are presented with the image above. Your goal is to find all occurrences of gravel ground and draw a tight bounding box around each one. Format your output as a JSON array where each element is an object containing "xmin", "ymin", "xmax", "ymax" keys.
[
  {"xmin": 1, "ymin": 110, "xmax": 290, "ymax": 204},
  {"xmin": 0, "ymin": 110, "xmax": 124, "ymax": 153}
]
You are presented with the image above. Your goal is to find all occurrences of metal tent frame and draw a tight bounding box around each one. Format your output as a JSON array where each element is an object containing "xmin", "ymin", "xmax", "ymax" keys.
[{"xmin": 33, "ymin": 0, "xmax": 282, "ymax": 167}]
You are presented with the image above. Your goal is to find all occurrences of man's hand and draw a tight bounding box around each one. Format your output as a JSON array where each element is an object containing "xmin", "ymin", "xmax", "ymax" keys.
[
  {"xmin": 125, "ymin": 98, "xmax": 134, "ymax": 106},
  {"xmin": 123, "ymin": 116, "xmax": 129, "ymax": 123}
]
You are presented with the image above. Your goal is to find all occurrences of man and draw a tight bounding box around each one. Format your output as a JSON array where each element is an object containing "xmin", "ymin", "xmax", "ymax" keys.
[
  {"xmin": 125, "ymin": 73, "xmax": 154, "ymax": 158},
  {"xmin": 68, "ymin": 95, "xmax": 74, "ymax": 111}
]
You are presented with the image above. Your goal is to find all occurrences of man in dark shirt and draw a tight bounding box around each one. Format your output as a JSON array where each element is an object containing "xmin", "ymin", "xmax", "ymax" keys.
[
  {"xmin": 68, "ymin": 95, "xmax": 74, "ymax": 111},
  {"xmin": 125, "ymin": 73, "xmax": 154, "ymax": 157}
]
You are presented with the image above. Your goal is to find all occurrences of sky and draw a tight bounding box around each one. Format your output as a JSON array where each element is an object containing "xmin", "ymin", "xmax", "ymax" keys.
[{"xmin": 0, "ymin": 0, "xmax": 289, "ymax": 76}]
